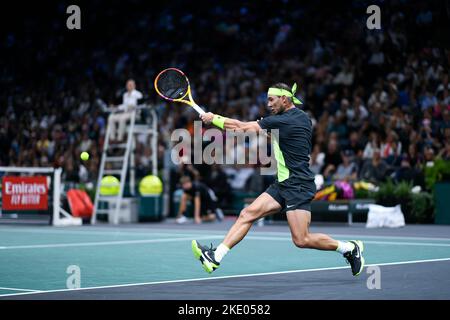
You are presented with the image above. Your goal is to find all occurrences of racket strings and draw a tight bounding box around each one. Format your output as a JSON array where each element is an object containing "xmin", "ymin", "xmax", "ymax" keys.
[{"xmin": 156, "ymin": 70, "xmax": 189, "ymax": 99}]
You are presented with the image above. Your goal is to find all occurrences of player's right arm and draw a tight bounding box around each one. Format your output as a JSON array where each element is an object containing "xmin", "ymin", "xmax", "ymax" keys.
[{"xmin": 200, "ymin": 112, "xmax": 262, "ymax": 132}]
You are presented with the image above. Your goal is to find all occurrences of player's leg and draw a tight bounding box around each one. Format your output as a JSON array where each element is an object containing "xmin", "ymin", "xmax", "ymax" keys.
[
  {"xmin": 282, "ymin": 180, "xmax": 340, "ymax": 250},
  {"xmin": 286, "ymin": 209, "xmax": 339, "ymax": 250},
  {"xmin": 221, "ymin": 192, "xmax": 282, "ymax": 249},
  {"xmin": 286, "ymin": 209, "xmax": 365, "ymax": 276},
  {"xmin": 284, "ymin": 180, "xmax": 365, "ymax": 276},
  {"xmin": 192, "ymin": 190, "xmax": 282, "ymax": 273}
]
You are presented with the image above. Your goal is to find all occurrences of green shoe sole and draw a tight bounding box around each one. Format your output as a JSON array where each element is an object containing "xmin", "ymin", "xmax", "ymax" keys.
[
  {"xmin": 191, "ymin": 240, "xmax": 202, "ymax": 260},
  {"xmin": 202, "ymin": 263, "xmax": 214, "ymax": 274}
]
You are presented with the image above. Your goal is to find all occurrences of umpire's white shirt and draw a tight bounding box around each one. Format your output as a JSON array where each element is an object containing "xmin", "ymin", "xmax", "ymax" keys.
[{"xmin": 119, "ymin": 89, "xmax": 143, "ymax": 110}]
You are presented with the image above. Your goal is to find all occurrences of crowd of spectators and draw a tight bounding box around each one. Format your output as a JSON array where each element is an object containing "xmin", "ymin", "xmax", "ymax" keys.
[{"xmin": 1, "ymin": 1, "xmax": 449, "ymax": 211}]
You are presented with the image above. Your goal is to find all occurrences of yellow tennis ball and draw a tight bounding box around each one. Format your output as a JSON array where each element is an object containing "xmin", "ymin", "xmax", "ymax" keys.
[
  {"xmin": 80, "ymin": 152, "xmax": 90, "ymax": 161},
  {"xmin": 100, "ymin": 176, "xmax": 120, "ymax": 195},
  {"xmin": 139, "ymin": 175, "xmax": 163, "ymax": 195}
]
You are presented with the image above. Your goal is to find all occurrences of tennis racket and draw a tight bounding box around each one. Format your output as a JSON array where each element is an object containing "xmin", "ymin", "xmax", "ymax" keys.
[{"xmin": 154, "ymin": 68, "xmax": 205, "ymax": 115}]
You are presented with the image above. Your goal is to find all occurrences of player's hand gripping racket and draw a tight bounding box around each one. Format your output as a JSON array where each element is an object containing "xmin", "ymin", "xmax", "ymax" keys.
[{"xmin": 154, "ymin": 68, "xmax": 205, "ymax": 115}]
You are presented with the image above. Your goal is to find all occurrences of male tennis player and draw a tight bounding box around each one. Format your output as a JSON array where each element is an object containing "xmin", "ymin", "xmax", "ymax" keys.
[{"xmin": 192, "ymin": 83, "xmax": 365, "ymax": 276}]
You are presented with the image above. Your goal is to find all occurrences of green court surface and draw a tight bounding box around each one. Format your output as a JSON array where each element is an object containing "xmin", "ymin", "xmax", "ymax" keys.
[{"xmin": 1, "ymin": 224, "xmax": 450, "ymax": 299}]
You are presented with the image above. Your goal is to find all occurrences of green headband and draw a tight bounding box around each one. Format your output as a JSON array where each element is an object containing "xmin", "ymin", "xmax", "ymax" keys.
[{"xmin": 267, "ymin": 83, "xmax": 303, "ymax": 105}]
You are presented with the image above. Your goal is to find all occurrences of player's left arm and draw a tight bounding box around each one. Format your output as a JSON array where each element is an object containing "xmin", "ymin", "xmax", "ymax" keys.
[{"xmin": 200, "ymin": 112, "xmax": 261, "ymax": 132}]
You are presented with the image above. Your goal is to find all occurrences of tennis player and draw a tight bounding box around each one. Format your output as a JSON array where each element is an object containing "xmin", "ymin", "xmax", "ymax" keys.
[{"xmin": 192, "ymin": 83, "xmax": 365, "ymax": 276}]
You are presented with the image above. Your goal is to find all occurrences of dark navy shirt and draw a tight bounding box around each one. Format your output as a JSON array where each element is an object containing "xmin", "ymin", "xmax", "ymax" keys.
[{"xmin": 258, "ymin": 107, "xmax": 315, "ymax": 183}]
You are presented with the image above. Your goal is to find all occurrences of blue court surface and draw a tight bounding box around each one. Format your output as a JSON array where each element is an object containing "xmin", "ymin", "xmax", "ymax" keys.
[{"xmin": 0, "ymin": 219, "xmax": 450, "ymax": 300}]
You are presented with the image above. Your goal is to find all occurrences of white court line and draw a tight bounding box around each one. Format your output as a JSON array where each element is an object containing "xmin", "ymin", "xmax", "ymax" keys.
[
  {"xmin": 0, "ymin": 228, "xmax": 207, "ymax": 238},
  {"xmin": 0, "ymin": 235, "xmax": 223, "ymax": 250},
  {"xmin": 326, "ymin": 234, "xmax": 450, "ymax": 241},
  {"xmin": 2, "ymin": 235, "xmax": 450, "ymax": 250},
  {"xmin": 1, "ymin": 226, "xmax": 450, "ymax": 242},
  {"xmin": 360, "ymin": 240, "xmax": 450, "ymax": 247},
  {"xmin": 245, "ymin": 236, "xmax": 450, "ymax": 247},
  {"xmin": 0, "ymin": 226, "xmax": 225, "ymax": 239},
  {"xmin": 0, "ymin": 287, "xmax": 41, "ymax": 293},
  {"xmin": 70, "ymin": 228, "xmax": 450, "ymax": 241},
  {"xmin": 78, "ymin": 226, "xmax": 450, "ymax": 241},
  {"xmin": 1, "ymin": 257, "xmax": 450, "ymax": 298}
]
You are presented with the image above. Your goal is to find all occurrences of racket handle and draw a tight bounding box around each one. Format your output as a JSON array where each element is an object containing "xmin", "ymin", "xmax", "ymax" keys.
[{"xmin": 192, "ymin": 103, "xmax": 206, "ymax": 115}]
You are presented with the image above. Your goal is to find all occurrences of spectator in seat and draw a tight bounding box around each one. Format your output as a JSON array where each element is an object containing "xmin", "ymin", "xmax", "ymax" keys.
[
  {"xmin": 359, "ymin": 148, "xmax": 388, "ymax": 183},
  {"xmin": 334, "ymin": 150, "xmax": 358, "ymax": 181},
  {"xmin": 381, "ymin": 130, "xmax": 402, "ymax": 165},
  {"xmin": 395, "ymin": 154, "xmax": 425, "ymax": 187},
  {"xmin": 310, "ymin": 144, "xmax": 325, "ymax": 175},
  {"xmin": 322, "ymin": 138, "xmax": 342, "ymax": 180},
  {"xmin": 437, "ymin": 141, "xmax": 450, "ymax": 161},
  {"xmin": 363, "ymin": 131, "xmax": 380, "ymax": 160}
]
